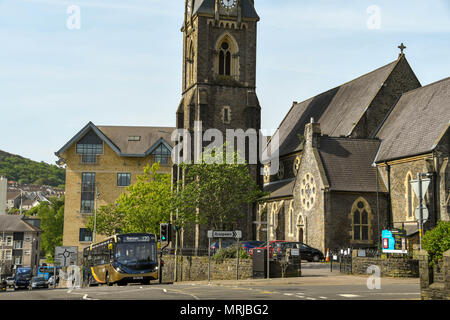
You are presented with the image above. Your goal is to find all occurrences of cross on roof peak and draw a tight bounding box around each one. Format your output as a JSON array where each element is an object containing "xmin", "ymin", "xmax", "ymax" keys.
[{"xmin": 398, "ymin": 43, "xmax": 407, "ymax": 56}]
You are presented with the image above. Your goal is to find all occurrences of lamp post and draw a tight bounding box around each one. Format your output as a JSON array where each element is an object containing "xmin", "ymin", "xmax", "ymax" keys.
[{"xmin": 93, "ymin": 186, "xmax": 100, "ymax": 243}]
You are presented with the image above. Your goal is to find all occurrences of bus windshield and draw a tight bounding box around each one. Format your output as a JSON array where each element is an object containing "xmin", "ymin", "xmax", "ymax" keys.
[{"xmin": 116, "ymin": 243, "xmax": 156, "ymax": 265}]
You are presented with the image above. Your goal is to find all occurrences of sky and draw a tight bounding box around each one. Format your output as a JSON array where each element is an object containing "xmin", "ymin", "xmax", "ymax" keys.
[{"xmin": 1, "ymin": 0, "xmax": 449, "ymax": 165}]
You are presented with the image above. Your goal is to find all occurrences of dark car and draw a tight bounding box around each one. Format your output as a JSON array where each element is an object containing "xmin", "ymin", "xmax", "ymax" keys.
[
  {"xmin": 274, "ymin": 242, "xmax": 324, "ymax": 262},
  {"xmin": 14, "ymin": 272, "xmax": 32, "ymax": 290},
  {"xmin": 30, "ymin": 277, "xmax": 49, "ymax": 290}
]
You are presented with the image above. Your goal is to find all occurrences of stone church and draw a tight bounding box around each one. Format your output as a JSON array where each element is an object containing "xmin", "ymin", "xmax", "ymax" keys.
[
  {"xmin": 173, "ymin": 1, "xmax": 450, "ymax": 253},
  {"xmin": 259, "ymin": 58, "xmax": 449, "ymax": 253}
]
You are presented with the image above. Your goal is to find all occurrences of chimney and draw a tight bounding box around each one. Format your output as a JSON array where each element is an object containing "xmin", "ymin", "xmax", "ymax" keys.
[{"xmin": 304, "ymin": 119, "xmax": 321, "ymax": 148}]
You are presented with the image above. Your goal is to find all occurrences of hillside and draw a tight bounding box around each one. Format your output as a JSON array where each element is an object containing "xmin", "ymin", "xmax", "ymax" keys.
[{"xmin": 0, "ymin": 149, "xmax": 65, "ymax": 187}]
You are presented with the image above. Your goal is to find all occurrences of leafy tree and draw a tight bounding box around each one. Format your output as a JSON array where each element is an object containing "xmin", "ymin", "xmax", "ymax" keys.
[
  {"xmin": 423, "ymin": 221, "xmax": 450, "ymax": 266},
  {"xmin": 31, "ymin": 197, "xmax": 65, "ymax": 261},
  {"xmin": 174, "ymin": 145, "xmax": 266, "ymax": 231},
  {"xmin": 87, "ymin": 162, "xmax": 173, "ymax": 237},
  {"xmin": 86, "ymin": 204, "xmax": 125, "ymax": 237}
]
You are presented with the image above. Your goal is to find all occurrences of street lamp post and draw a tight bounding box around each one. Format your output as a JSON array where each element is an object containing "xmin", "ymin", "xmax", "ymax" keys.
[{"xmin": 93, "ymin": 186, "xmax": 99, "ymax": 243}]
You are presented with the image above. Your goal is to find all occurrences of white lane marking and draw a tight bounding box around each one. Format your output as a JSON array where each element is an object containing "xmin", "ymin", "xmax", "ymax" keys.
[
  {"xmin": 318, "ymin": 296, "xmax": 328, "ymax": 299},
  {"xmin": 306, "ymin": 297, "xmax": 317, "ymax": 300},
  {"xmin": 339, "ymin": 294, "xmax": 361, "ymax": 298},
  {"xmin": 82, "ymin": 294, "xmax": 99, "ymax": 300},
  {"xmin": 163, "ymin": 289, "xmax": 167, "ymax": 293},
  {"xmin": 284, "ymin": 293, "xmax": 293, "ymax": 296}
]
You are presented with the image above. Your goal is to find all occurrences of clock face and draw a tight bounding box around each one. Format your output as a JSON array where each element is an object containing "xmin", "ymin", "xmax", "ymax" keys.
[{"xmin": 221, "ymin": 0, "xmax": 237, "ymax": 10}]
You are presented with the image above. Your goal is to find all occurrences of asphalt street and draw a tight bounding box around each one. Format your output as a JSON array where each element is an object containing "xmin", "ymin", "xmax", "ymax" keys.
[{"xmin": 0, "ymin": 263, "xmax": 420, "ymax": 301}]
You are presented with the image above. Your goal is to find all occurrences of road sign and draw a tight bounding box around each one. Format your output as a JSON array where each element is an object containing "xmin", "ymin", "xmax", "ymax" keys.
[
  {"xmin": 55, "ymin": 246, "xmax": 78, "ymax": 267},
  {"xmin": 207, "ymin": 230, "xmax": 242, "ymax": 239},
  {"xmin": 415, "ymin": 205, "xmax": 429, "ymax": 223},
  {"xmin": 411, "ymin": 179, "xmax": 430, "ymax": 199}
]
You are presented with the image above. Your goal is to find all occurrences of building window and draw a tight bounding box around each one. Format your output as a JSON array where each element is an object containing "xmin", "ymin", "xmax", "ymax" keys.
[
  {"xmin": 6, "ymin": 236, "xmax": 12, "ymax": 246},
  {"xmin": 117, "ymin": 173, "xmax": 131, "ymax": 187},
  {"xmin": 406, "ymin": 173, "xmax": 415, "ymax": 219},
  {"xmin": 25, "ymin": 236, "xmax": 31, "ymax": 242},
  {"xmin": 222, "ymin": 106, "xmax": 232, "ymax": 124},
  {"xmin": 288, "ymin": 200, "xmax": 294, "ymax": 235},
  {"xmin": 152, "ymin": 143, "xmax": 171, "ymax": 165},
  {"xmin": 81, "ymin": 173, "xmax": 95, "ymax": 214},
  {"xmin": 300, "ymin": 173, "xmax": 317, "ymax": 210},
  {"xmin": 219, "ymin": 41, "xmax": 231, "ymax": 76},
  {"xmin": 76, "ymin": 130, "xmax": 103, "ymax": 164},
  {"xmin": 14, "ymin": 241, "xmax": 23, "ymax": 249},
  {"xmin": 14, "ymin": 256, "xmax": 21, "ymax": 265},
  {"xmin": 351, "ymin": 198, "xmax": 372, "ymax": 242},
  {"xmin": 79, "ymin": 228, "xmax": 93, "ymax": 242},
  {"xmin": 24, "ymin": 250, "xmax": 30, "ymax": 256}
]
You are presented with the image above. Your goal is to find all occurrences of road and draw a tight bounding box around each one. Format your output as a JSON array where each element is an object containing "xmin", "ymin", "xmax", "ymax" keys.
[{"xmin": 0, "ymin": 264, "xmax": 420, "ymax": 301}]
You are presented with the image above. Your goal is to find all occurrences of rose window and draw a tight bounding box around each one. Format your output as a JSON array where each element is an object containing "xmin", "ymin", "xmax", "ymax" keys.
[{"xmin": 300, "ymin": 173, "xmax": 316, "ymax": 210}]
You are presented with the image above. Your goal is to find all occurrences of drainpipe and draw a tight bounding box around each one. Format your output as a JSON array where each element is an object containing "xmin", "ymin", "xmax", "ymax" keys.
[{"xmin": 385, "ymin": 162, "xmax": 392, "ymax": 229}]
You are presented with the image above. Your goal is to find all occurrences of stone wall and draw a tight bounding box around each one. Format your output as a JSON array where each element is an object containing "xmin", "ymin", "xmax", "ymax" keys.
[
  {"xmin": 161, "ymin": 255, "xmax": 253, "ymax": 282},
  {"xmin": 351, "ymin": 256, "xmax": 419, "ymax": 278},
  {"xmin": 418, "ymin": 250, "xmax": 450, "ymax": 300}
]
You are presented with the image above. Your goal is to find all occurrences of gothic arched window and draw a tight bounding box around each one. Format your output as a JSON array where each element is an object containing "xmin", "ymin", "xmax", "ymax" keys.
[
  {"xmin": 406, "ymin": 172, "xmax": 415, "ymax": 219},
  {"xmin": 351, "ymin": 198, "xmax": 372, "ymax": 242},
  {"xmin": 219, "ymin": 41, "xmax": 231, "ymax": 76}
]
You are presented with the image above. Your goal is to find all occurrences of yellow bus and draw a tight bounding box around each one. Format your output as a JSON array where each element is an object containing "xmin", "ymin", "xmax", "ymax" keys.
[{"xmin": 82, "ymin": 233, "xmax": 159, "ymax": 286}]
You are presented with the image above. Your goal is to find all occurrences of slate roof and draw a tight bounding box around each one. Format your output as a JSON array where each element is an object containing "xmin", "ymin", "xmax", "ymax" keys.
[
  {"xmin": 318, "ymin": 137, "xmax": 386, "ymax": 193},
  {"xmin": 375, "ymin": 77, "xmax": 450, "ymax": 162},
  {"xmin": 0, "ymin": 215, "xmax": 41, "ymax": 233},
  {"xmin": 263, "ymin": 179, "xmax": 295, "ymax": 200},
  {"xmin": 97, "ymin": 126, "xmax": 175, "ymax": 156},
  {"xmin": 193, "ymin": 0, "xmax": 259, "ymax": 20},
  {"xmin": 55, "ymin": 122, "xmax": 176, "ymax": 158},
  {"xmin": 266, "ymin": 59, "xmax": 401, "ymax": 158},
  {"xmin": 7, "ymin": 191, "xmax": 20, "ymax": 201}
]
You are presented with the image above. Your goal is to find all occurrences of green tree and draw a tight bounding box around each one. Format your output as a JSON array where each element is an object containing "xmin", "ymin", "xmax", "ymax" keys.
[
  {"xmin": 87, "ymin": 162, "xmax": 173, "ymax": 237},
  {"xmin": 86, "ymin": 204, "xmax": 125, "ymax": 237},
  {"xmin": 174, "ymin": 145, "xmax": 266, "ymax": 231},
  {"xmin": 34, "ymin": 197, "xmax": 65, "ymax": 261},
  {"xmin": 423, "ymin": 221, "xmax": 450, "ymax": 266}
]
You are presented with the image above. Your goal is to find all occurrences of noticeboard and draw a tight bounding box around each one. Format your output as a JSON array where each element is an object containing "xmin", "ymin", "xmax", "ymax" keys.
[{"xmin": 382, "ymin": 229, "xmax": 407, "ymax": 254}]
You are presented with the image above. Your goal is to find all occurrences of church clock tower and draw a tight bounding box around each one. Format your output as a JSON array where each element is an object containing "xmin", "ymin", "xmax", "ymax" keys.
[{"xmin": 176, "ymin": 0, "xmax": 262, "ymax": 248}]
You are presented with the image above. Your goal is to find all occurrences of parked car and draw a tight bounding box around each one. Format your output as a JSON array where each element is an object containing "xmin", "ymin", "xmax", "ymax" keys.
[
  {"xmin": 240, "ymin": 241, "xmax": 265, "ymax": 253},
  {"xmin": 273, "ymin": 242, "xmax": 324, "ymax": 262},
  {"xmin": 248, "ymin": 240, "xmax": 289, "ymax": 258},
  {"xmin": 30, "ymin": 277, "xmax": 49, "ymax": 290},
  {"xmin": 14, "ymin": 267, "xmax": 32, "ymax": 290},
  {"xmin": 6, "ymin": 277, "xmax": 15, "ymax": 288}
]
